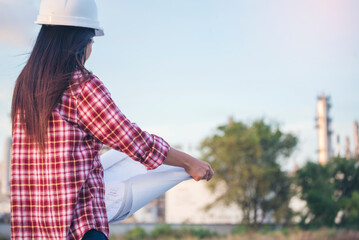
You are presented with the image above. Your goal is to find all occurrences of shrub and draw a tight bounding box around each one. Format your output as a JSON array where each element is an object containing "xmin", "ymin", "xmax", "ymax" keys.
[
  {"xmin": 150, "ymin": 224, "xmax": 178, "ymax": 239},
  {"xmin": 281, "ymin": 227, "xmax": 289, "ymax": 236},
  {"xmin": 180, "ymin": 227, "xmax": 218, "ymax": 239},
  {"xmin": 232, "ymin": 225, "xmax": 249, "ymax": 235},
  {"xmin": 124, "ymin": 226, "xmax": 147, "ymax": 240}
]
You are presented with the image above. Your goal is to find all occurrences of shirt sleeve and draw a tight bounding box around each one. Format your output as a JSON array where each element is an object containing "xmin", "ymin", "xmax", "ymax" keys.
[{"xmin": 76, "ymin": 75, "xmax": 170, "ymax": 170}]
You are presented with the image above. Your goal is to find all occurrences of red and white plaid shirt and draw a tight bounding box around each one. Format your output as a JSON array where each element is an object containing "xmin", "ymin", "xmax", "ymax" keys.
[{"xmin": 11, "ymin": 71, "xmax": 170, "ymax": 240}]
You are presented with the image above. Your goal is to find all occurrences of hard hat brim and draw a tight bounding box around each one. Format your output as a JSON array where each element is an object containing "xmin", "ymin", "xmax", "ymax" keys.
[{"xmin": 35, "ymin": 15, "xmax": 104, "ymax": 36}]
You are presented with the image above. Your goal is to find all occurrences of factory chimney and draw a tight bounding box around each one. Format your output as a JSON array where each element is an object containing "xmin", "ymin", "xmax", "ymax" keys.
[
  {"xmin": 354, "ymin": 121, "xmax": 359, "ymax": 158},
  {"xmin": 335, "ymin": 135, "xmax": 341, "ymax": 157},
  {"xmin": 345, "ymin": 137, "xmax": 351, "ymax": 159},
  {"xmin": 316, "ymin": 93, "xmax": 333, "ymax": 165}
]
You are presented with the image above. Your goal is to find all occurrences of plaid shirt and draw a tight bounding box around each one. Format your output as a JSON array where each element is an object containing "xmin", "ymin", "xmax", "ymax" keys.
[{"xmin": 11, "ymin": 71, "xmax": 170, "ymax": 240}]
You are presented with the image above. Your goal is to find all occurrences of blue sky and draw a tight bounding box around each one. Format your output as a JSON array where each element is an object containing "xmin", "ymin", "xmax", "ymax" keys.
[{"xmin": 0, "ymin": 0, "xmax": 358, "ymax": 171}]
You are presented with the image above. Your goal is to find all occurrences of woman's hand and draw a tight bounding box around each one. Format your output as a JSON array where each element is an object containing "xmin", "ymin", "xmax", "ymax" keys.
[
  {"xmin": 163, "ymin": 147, "xmax": 214, "ymax": 181},
  {"xmin": 183, "ymin": 157, "xmax": 214, "ymax": 181}
]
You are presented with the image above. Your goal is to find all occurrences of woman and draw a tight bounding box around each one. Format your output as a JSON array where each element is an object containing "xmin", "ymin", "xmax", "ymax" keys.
[{"xmin": 10, "ymin": 1, "xmax": 214, "ymax": 240}]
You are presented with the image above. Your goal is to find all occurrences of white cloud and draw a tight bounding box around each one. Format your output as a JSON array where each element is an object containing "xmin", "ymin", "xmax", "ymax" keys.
[{"xmin": 0, "ymin": 0, "xmax": 40, "ymax": 45}]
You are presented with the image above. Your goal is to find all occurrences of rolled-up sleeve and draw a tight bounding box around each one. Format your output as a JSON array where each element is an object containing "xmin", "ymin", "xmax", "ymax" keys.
[{"xmin": 77, "ymin": 75, "xmax": 169, "ymax": 170}]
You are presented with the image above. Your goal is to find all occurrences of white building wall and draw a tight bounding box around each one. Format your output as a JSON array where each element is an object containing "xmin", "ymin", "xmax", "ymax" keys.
[
  {"xmin": 1, "ymin": 137, "xmax": 12, "ymax": 197},
  {"xmin": 354, "ymin": 121, "xmax": 359, "ymax": 158},
  {"xmin": 165, "ymin": 180, "xmax": 242, "ymax": 224},
  {"xmin": 0, "ymin": 198, "xmax": 10, "ymax": 214},
  {"xmin": 0, "ymin": 160, "xmax": 4, "ymax": 196},
  {"xmin": 133, "ymin": 201, "xmax": 158, "ymax": 223}
]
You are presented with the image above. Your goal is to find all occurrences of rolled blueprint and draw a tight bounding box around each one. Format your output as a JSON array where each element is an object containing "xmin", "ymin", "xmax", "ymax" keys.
[{"xmin": 101, "ymin": 149, "xmax": 191, "ymax": 223}]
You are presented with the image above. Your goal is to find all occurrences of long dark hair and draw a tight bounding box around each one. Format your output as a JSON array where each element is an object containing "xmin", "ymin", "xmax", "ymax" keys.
[{"xmin": 11, "ymin": 25, "xmax": 95, "ymax": 151}]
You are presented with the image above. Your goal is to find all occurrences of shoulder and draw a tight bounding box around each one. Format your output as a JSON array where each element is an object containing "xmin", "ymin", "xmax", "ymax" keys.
[
  {"xmin": 69, "ymin": 70, "xmax": 110, "ymax": 98},
  {"xmin": 82, "ymin": 74, "xmax": 111, "ymax": 99}
]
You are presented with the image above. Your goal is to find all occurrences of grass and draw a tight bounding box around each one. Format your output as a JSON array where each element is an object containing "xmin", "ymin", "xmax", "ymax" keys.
[
  {"xmin": 109, "ymin": 227, "xmax": 359, "ymax": 240},
  {"xmin": 1, "ymin": 226, "xmax": 357, "ymax": 240}
]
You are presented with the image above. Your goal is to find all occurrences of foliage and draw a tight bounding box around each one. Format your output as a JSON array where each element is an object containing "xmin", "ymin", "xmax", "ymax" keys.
[
  {"xmin": 200, "ymin": 119, "xmax": 297, "ymax": 227},
  {"xmin": 111, "ymin": 227, "xmax": 359, "ymax": 240},
  {"xmin": 124, "ymin": 226, "xmax": 147, "ymax": 240},
  {"xmin": 339, "ymin": 191, "xmax": 359, "ymax": 229},
  {"xmin": 122, "ymin": 225, "xmax": 218, "ymax": 240},
  {"xmin": 232, "ymin": 225, "xmax": 250, "ymax": 235},
  {"xmin": 149, "ymin": 224, "xmax": 178, "ymax": 239},
  {"xmin": 295, "ymin": 161, "xmax": 338, "ymax": 228},
  {"xmin": 295, "ymin": 157, "xmax": 359, "ymax": 229},
  {"xmin": 180, "ymin": 227, "xmax": 218, "ymax": 238}
]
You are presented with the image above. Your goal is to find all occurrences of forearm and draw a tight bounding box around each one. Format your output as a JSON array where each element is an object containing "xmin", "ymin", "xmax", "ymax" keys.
[{"xmin": 163, "ymin": 147, "xmax": 192, "ymax": 169}]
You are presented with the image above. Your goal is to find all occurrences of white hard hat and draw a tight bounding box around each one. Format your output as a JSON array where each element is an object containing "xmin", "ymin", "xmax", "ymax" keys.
[{"xmin": 35, "ymin": 0, "xmax": 104, "ymax": 36}]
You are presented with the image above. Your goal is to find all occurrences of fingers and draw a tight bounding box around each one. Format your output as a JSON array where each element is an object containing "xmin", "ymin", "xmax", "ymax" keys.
[
  {"xmin": 198, "ymin": 165, "xmax": 214, "ymax": 182},
  {"xmin": 206, "ymin": 167, "xmax": 214, "ymax": 181},
  {"xmin": 185, "ymin": 158, "xmax": 214, "ymax": 182},
  {"xmin": 203, "ymin": 167, "xmax": 214, "ymax": 181},
  {"xmin": 193, "ymin": 170, "xmax": 208, "ymax": 181}
]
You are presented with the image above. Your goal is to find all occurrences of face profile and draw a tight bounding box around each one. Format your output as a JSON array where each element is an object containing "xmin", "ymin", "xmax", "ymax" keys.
[{"xmin": 84, "ymin": 38, "xmax": 94, "ymax": 63}]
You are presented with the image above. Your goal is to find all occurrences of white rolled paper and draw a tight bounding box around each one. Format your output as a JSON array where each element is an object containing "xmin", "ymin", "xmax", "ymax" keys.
[{"xmin": 101, "ymin": 149, "xmax": 191, "ymax": 223}]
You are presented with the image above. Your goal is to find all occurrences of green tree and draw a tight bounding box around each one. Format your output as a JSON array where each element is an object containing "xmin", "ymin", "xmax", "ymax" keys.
[
  {"xmin": 332, "ymin": 157, "xmax": 359, "ymax": 229},
  {"xmin": 200, "ymin": 119, "xmax": 297, "ymax": 227},
  {"xmin": 295, "ymin": 157, "xmax": 359, "ymax": 229},
  {"xmin": 295, "ymin": 161, "xmax": 338, "ymax": 228}
]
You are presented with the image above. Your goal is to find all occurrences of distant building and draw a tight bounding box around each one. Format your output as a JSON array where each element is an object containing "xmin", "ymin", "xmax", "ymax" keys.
[
  {"xmin": 0, "ymin": 137, "xmax": 11, "ymax": 215},
  {"xmin": 131, "ymin": 195, "xmax": 166, "ymax": 223},
  {"xmin": 316, "ymin": 94, "xmax": 333, "ymax": 165},
  {"xmin": 354, "ymin": 121, "xmax": 359, "ymax": 158},
  {"xmin": 165, "ymin": 180, "xmax": 242, "ymax": 224},
  {"xmin": 0, "ymin": 198, "xmax": 10, "ymax": 215},
  {"xmin": 0, "ymin": 137, "xmax": 12, "ymax": 198},
  {"xmin": 335, "ymin": 135, "xmax": 341, "ymax": 157},
  {"xmin": 345, "ymin": 137, "xmax": 351, "ymax": 159}
]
